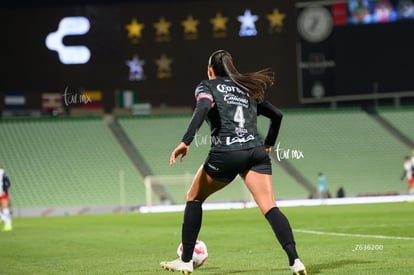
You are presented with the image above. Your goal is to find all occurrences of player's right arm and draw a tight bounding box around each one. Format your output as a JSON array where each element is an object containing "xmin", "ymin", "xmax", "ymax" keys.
[{"xmin": 257, "ymin": 100, "xmax": 283, "ymax": 149}]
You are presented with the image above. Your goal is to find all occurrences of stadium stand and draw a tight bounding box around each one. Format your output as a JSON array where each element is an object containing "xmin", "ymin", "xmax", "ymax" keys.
[
  {"xmin": 265, "ymin": 108, "xmax": 410, "ymax": 197},
  {"xmin": 119, "ymin": 115, "xmax": 208, "ymax": 177},
  {"xmin": 1, "ymin": 107, "xmax": 412, "ymax": 215},
  {"xmin": 119, "ymin": 115, "xmax": 312, "ymax": 203},
  {"xmin": 378, "ymin": 107, "xmax": 414, "ymax": 146},
  {"xmin": 119, "ymin": 115, "xmax": 227, "ymax": 205},
  {"xmin": 0, "ymin": 117, "xmax": 145, "ymax": 209}
]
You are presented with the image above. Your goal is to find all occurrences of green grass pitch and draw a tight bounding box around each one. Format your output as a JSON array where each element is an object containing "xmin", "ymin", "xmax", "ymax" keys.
[{"xmin": 0, "ymin": 202, "xmax": 413, "ymax": 274}]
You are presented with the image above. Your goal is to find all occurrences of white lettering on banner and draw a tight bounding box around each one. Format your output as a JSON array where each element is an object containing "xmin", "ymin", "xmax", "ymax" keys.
[
  {"xmin": 45, "ymin": 17, "xmax": 91, "ymax": 64},
  {"xmin": 5, "ymin": 95, "xmax": 25, "ymax": 106}
]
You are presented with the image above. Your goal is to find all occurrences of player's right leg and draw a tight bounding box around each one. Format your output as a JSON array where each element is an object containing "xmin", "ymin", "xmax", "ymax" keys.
[{"xmin": 244, "ymin": 170, "xmax": 307, "ymax": 275}]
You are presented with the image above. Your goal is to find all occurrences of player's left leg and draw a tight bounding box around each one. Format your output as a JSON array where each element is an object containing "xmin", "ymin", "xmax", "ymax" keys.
[
  {"xmin": 244, "ymin": 170, "xmax": 306, "ymax": 275},
  {"xmin": 161, "ymin": 165, "xmax": 228, "ymax": 274},
  {"xmin": 186, "ymin": 165, "xmax": 229, "ymax": 202},
  {"xmin": 182, "ymin": 166, "xmax": 227, "ymax": 261}
]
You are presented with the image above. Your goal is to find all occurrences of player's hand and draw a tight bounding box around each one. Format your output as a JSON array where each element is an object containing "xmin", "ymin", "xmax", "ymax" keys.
[
  {"xmin": 265, "ymin": 145, "xmax": 272, "ymax": 154},
  {"xmin": 170, "ymin": 142, "xmax": 189, "ymax": 166}
]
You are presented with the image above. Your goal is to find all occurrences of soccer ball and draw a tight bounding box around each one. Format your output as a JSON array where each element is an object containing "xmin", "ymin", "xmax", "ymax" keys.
[{"xmin": 177, "ymin": 239, "xmax": 208, "ymax": 268}]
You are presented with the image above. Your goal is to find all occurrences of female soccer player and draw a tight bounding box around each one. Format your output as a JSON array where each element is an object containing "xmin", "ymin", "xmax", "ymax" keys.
[
  {"xmin": 402, "ymin": 156, "xmax": 414, "ymax": 195},
  {"xmin": 160, "ymin": 50, "xmax": 307, "ymax": 275},
  {"xmin": 0, "ymin": 163, "xmax": 12, "ymax": 231}
]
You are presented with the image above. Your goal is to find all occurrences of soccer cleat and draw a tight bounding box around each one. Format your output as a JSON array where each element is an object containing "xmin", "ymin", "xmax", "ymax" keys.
[
  {"xmin": 290, "ymin": 258, "xmax": 307, "ymax": 275},
  {"xmin": 2, "ymin": 223, "xmax": 12, "ymax": 232},
  {"xmin": 160, "ymin": 258, "xmax": 193, "ymax": 274}
]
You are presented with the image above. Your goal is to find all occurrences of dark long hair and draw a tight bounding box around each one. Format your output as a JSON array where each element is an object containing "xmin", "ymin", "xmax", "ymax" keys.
[{"xmin": 208, "ymin": 50, "xmax": 274, "ymax": 102}]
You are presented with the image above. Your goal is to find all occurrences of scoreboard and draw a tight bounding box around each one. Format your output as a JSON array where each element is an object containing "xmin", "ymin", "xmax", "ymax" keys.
[
  {"xmin": 296, "ymin": 0, "xmax": 414, "ymax": 104},
  {"xmin": 0, "ymin": 1, "xmax": 297, "ymax": 111}
]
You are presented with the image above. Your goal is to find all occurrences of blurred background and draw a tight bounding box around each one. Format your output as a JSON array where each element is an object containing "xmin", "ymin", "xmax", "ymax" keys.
[{"xmin": 1, "ymin": 0, "xmax": 413, "ymax": 216}]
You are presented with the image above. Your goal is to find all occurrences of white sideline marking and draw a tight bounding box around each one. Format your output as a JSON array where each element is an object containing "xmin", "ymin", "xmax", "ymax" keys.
[
  {"xmin": 139, "ymin": 195, "xmax": 414, "ymax": 213},
  {"xmin": 294, "ymin": 229, "xmax": 414, "ymax": 241},
  {"xmin": 14, "ymin": 195, "xmax": 414, "ymax": 217}
]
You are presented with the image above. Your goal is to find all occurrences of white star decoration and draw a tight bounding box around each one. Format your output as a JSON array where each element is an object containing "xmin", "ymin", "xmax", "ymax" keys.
[
  {"xmin": 126, "ymin": 55, "xmax": 146, "ymax": 81},
  {"xmin": 237, "ymin": 9, "xmax": 259, "ymax": 37}
]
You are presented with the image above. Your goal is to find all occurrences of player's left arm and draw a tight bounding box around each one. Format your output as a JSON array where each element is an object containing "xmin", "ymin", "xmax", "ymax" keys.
[
  {"xmin": 257, "ymin": 100, "xmax": 283, "ymax": 151},
  {"xmin": 181, "ymin": 98, "xmax": 212, "ymax": 146}
]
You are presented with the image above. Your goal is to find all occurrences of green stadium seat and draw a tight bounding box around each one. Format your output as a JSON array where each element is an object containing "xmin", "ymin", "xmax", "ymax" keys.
[
  {"xmin": 270, "ymin": 109, "xmax": 409, "ymax": 196},
  {"xmin": 2, "ymin": 107, "xmax": 410, "ymax": 211},
  {"xmin": 378, "ymin": 107, "xmax": 414, "ymax": 144},
  {"xmin": 0, "ymin": 118, "xmax": 145, "ymax": 208}
]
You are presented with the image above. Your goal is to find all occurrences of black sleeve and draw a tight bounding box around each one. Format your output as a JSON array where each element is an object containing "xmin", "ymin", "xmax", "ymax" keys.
[
  {"xmin": 257, "ymin": 100, "xmax": 283, "ymax": 146},
  {"xmin": 181, "ymin": 98, "xmax": 212, "ymax": 145}
]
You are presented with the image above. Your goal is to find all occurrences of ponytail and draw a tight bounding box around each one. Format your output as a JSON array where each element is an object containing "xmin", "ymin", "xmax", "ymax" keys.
[{"xmin": 208, "ymin": 50, "xmax": 274, "ymax": 102}]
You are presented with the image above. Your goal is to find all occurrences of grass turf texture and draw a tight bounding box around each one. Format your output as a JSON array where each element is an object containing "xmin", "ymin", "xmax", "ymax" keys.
[{"xmin": 0, "ymin": 202, "xmax": 413, "ymax": 274}]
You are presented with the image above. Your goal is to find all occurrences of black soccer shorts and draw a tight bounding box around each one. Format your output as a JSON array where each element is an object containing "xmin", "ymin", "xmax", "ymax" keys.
[{"xmin": 203, "ymin": 145, "xmax": 272, "ymax": 183}]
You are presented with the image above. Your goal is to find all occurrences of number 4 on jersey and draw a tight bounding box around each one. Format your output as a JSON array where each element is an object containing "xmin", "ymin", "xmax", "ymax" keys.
[{"xmin": 234, "ymin": 105, "xmax": 245, "ymax": 128}]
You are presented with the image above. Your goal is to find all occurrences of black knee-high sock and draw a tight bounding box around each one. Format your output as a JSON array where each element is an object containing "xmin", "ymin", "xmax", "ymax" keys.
[
  {"xmin": 265, "ymin": 207, "xmax": 299, "ymax": 266},
  {"xmin": 181, "ymin": 201, "xmax": 202, "ymax": 262}
]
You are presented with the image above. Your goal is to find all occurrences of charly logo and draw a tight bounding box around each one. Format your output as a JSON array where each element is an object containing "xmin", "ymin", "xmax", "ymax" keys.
[{"xmin": 45, "ymin": 17, "xmax": 91, "ymax": 64}]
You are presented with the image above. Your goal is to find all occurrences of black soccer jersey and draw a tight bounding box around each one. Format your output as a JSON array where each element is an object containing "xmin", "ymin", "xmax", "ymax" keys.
[
  {"xmin": 194, "ymin": 77, "xmax": 263, "ymax": 151},
  {"xmin": 181, "ymin": 77, "xmax": 283, "ymax": 151}
]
